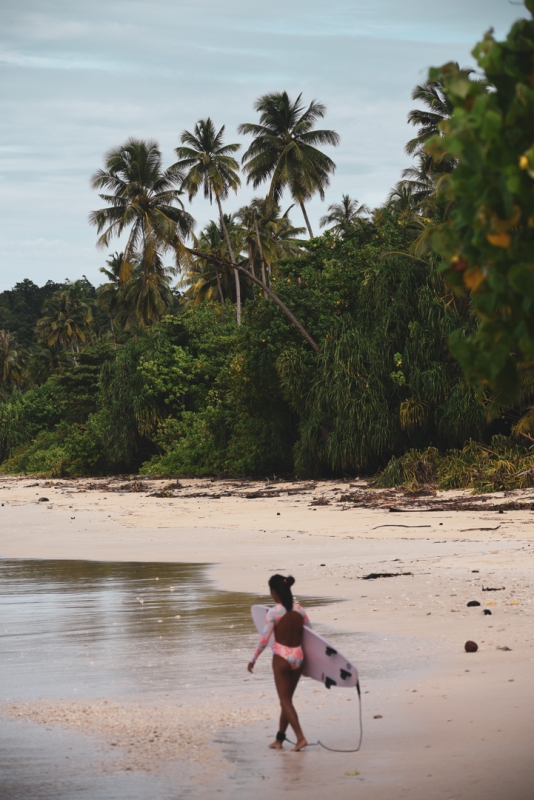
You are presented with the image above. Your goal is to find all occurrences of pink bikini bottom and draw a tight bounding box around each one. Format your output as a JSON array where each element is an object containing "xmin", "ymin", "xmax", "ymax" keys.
[{"xmin": 272, "ymin": 643, "xmax": 304, "ymax": 670}]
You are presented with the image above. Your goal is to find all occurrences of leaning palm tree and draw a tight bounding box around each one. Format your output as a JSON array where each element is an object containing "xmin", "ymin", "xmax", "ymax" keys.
[
  {"xmin": 172, "ymin": 119, "xmax": 243, "ymax": 324},
  {"xmin": 238, "ymin": 92, "xmax": 340, "ymax": 238},
  {"xmin": 89, "ymin": 138, "xmax": 194, "ymax": 329},
  {"xmin": 319, "ymin": 194, "xmax": 369, "ymax": 235}
]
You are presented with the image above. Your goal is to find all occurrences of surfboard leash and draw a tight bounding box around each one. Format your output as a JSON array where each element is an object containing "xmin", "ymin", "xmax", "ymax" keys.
[{"xmin": 283, "ymin": 681, "xmax": 363, "ymax": 753}]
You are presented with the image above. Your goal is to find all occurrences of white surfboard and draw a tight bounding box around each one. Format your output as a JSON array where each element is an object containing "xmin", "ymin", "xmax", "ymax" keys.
[{"xmin": 251, "ymin": 604, "xmax": 359, "ymax": 690}]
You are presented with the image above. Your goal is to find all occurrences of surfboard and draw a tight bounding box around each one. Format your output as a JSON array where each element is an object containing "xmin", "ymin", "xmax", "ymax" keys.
[{"xmin": 251, "ymin": 604, "xmax": 359, "ymax": 690}]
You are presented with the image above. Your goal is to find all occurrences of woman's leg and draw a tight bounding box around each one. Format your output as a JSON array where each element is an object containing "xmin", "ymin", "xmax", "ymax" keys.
[
  {"xmin": 277, "ymin": 666, "xmax": 302, "ymax": 736},
  {"xmin": 271, "ymin": 655, "xmax": 307, "ymax": 751}
]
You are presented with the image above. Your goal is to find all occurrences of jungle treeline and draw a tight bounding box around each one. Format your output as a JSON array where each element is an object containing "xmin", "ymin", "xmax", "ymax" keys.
[{"xmin": 2, "ymin": 6, "xmax": 534, "ymax": 489}]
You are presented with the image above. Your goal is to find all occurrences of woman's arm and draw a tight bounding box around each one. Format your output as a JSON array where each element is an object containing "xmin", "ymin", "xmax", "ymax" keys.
[{"xmin": 248, "ymin": 609, "xmax": 276, "ymax": 670}]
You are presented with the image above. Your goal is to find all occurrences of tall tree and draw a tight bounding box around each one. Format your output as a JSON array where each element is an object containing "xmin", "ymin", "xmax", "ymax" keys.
[
  {"xmin": 238, "ymin": 92, "xmax": 340, "ymax": 238},
  {"xmin": 319, "ymin": 194, "xmax": 369, "ymax": 235},
  {"xmin": 36, "ymin": 281, "xmax": 94, "ymax": 357},
  {"xmin": 172, "ymin": 119, "xmax": 243, "ymax": 324},
  {"xmin": 89, "ymin": 138, "xmax": 194, "ymax": 327},
  {"xmin": 0, "ymin": 330, "xmax": 23, "ymax": 393},
  {"xmin": 234, "ymin": 198, "xmax": 304, "ymax": 282}
]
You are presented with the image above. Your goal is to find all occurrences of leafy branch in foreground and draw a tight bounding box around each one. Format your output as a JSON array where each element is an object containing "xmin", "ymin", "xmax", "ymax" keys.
[{"xmin": 428, "ymin": 2, "xmax": 534, "ymax": 395}]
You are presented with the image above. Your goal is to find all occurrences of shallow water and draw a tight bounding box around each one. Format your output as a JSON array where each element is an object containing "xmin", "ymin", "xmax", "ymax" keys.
[{"xmin": 0, "ymin": 559, "xmax": 433, "ymax": 799}]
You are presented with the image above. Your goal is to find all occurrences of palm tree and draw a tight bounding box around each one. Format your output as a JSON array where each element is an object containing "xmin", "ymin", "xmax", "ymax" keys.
[
  {"xmin": 97, "ymin": 252, "xmax": 124, "ymax": 345},
  {"xmin": 319, "ymin": 194, "xmax": 369, "ymax": 235},
  {"xmin": 238, "ymin": 92, "xmax": 340, "ymax": 238},
  {"xmin": 182, "ymin": 217, "xmax": 246, "ymax": 306},
  {"xmin": 124, "ymin": 252, "xmax": 175, "ymax": 329},
  {"xmin": 172, "ymin": 119, "xmax": 243, "ymax": 324},
  {"xmin": 36, "ymin": 281, "xmax": 94, "ymax": 357},
  {"xmin": 89, "ymin": 138, "xmax": 194, "ymax": 328},
  {"xmin": 234, "ymin": 198, "xmax": 305, "ymax": 283},
  {"xmin": 0, "ymin": 330, "xmax": 23, "ymax": 392},
  {"xmin": 403, "ymin": 68, "xmax": 485, "ymax": 203}
]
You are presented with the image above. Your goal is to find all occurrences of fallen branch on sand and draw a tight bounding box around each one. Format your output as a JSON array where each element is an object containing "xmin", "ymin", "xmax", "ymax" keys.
[{"xmin": 360, "ymin": 572, "xmax": 414, "ymax": 580}]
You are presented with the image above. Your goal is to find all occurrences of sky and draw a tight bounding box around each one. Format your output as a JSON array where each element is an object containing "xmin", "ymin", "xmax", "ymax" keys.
[{"xmin": 0, "ymin": 0, "xmax": 525, "ymax": 291}]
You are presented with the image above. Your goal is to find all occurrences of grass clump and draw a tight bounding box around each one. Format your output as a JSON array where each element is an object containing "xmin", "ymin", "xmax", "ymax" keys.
[{"xmin": 376, "ymin": 436, "xmax": 534, "ymax": 493}]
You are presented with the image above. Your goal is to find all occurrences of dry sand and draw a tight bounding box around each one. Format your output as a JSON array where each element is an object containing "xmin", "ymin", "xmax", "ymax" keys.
[{"xmin": 1, "ymin": 474, "xmax": 533, "ymax": 799}]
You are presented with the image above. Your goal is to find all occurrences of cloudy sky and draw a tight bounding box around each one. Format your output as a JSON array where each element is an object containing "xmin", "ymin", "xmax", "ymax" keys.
[{"xmin": 0, "ymin": 0, "xmax": 523, "ymax": 290}]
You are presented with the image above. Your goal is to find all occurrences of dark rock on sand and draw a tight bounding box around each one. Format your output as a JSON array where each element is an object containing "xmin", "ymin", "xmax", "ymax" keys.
[
  {"xmin": 483, "ymin": 609, "xmax": 492, "ymax": 615},
  {"xmin": 465, "ymin": 641, "xmax": 478, "ymax": 652},
  {"xmin": 467, "ymin": 600, "xmax": 481, "ymax": 607}
]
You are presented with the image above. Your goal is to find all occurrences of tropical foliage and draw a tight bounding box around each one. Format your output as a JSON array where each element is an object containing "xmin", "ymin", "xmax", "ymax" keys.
[{"xmin": 2, "ymin": 3, "xmax": 534, "ymax": 487}]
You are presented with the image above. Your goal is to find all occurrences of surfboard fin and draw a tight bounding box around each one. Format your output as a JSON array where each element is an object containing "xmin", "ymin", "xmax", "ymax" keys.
[
  {"xmin": 325, "ymin": 677, "xmax": 337, "ymax": 689},
  {"xmin": 325, "ymin": 646, "xmax": 337, "ymax": 657},
  {"xmin": 340, "ymin": 668, "xmax": 352, "ymax": 681}
]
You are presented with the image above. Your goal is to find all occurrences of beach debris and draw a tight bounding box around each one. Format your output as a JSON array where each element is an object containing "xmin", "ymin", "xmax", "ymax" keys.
[
  {"xmin": 483, "ymin": 609, "xmax": 492, "ymax": 615},
  {"xmin": 497, "ymin": 646, "xmax": 512, "ymax": 651},
  {"xmin": 482, "ymin": 586, "xmax": 505, "ymax": 591},
  {"xmin": 37, "ymin": 497, "xmax": 49, "ymax": 502},
  {"xmin": 149, "ymin": 490, "xmax": 175, "ymax": 498},
  {"xmin": 372, "ymin": 524, "xmax": 431, "ymax": 529},
  {"xmin": 465, "ymin": 641, "xmax": 478, "ymax": 652},
  {"xmin": 163, "ymin": 481, "xmax": 182, "ymax": 491},
  {"xmin": 345, "ymin": 769, "xmax": 360, "ymax": 776},
  {"xmin": 244, "ymin": 483, "xmax": 316, "ymax": 499},
  {"xmin": 373, "ymin": 714, "xmax": 383, "ymax": 719},
  {"xmin": 460, "ymin": 525, "xmax": 501, "ymax": 532},
  {"xmin": 467, "ymin": 601, "xmax": 481, "ymax": 607},
  {"xmin": 361, "ymin": 572, "xmax": 413, "ymax": 580},
  {"xmin": 472, "ymin": 570, "xmax": 480, "ymax": 573},
  {"xmin": 310, "ymin": 496, "xmax": 331, "ymax": 506}
]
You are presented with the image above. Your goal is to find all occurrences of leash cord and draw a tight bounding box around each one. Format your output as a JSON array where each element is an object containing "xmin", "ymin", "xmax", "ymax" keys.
[{"xmin": 285, "ymin": 681, "xmax": 363, "ymax": 753}]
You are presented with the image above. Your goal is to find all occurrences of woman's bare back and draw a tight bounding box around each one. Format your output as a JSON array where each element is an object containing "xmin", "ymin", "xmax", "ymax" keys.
[{"xmin": 274, "ymin": 610, "xmax": 304, "ymax": 647}]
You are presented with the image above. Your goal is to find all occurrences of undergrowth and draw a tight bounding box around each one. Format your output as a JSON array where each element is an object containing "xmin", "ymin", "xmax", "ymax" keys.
[{"xmin": 375, "ymin": 436, "xmax": 534, "ymax": 493}]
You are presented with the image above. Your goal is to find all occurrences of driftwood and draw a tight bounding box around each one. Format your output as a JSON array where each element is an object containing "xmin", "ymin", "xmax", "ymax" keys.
[{"xmin": 360, "ymin": 572, "xmax": 413, "ymax": 580}]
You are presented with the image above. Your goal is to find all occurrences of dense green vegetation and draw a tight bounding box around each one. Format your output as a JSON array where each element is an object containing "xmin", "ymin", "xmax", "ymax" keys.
[{"xmin": 2, "ymin": 5, "xmax": 534, "ymax": 486}]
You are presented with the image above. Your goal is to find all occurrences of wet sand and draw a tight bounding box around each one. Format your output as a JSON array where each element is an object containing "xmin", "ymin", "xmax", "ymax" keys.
[{"xmin": 1, "ymin": 475, "xmax": 533, "ymax": 799}]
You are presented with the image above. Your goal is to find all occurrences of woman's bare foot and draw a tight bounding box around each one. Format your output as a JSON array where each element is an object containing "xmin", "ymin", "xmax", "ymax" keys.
[
  {"xmin": 269, "ymin": 739, "xmax": 283, "ymax": 749},
  {"xmin": 291, "ymin": 738, "xmax": 308, "ymax": 752}
]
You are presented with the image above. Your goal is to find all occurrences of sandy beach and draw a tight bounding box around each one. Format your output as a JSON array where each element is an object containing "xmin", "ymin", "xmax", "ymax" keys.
[{"xmin": 1, "ymin": 474, "xmax": 533, "ymax": 799}]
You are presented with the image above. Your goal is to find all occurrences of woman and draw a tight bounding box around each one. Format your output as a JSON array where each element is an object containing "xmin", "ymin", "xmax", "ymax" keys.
[{"xmin": 248, "ymin": 574, "xmax": 310, "ymax": 751}]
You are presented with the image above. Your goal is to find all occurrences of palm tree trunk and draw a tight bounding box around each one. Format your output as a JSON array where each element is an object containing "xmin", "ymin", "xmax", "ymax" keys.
[
  {"xmin": 216, "ymin": 195, "xmax": 241, "ymax": 326},
  {"xmin": 299, "ymin": 202, "xmax": 314, "ymax": 239},
  {"xmin": 253, "ymin": 215, "xmax": 268, "ymax": 290},
  {"xmin": 215, "ymin": 267, "xmax": 225, "ymax": 303}
]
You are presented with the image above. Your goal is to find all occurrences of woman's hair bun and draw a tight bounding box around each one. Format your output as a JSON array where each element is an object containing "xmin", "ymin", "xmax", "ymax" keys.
[{"xmin": 286, "ymin": 575, "xmax": 295, "ymax": 588}]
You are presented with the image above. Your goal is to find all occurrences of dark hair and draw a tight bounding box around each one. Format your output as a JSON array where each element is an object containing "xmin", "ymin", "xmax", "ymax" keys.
[{"xmin": 269, "ymin": 574, "xmax": 295, "ymax": 611}]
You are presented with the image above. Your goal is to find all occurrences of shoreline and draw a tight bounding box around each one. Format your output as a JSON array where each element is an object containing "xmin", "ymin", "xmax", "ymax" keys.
[{"xmin": 1, "ymin": 475, "xmax": 534, "ymax": 798}]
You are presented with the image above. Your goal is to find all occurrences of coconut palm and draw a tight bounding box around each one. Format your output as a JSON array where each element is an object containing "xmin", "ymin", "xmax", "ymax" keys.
[
  {"xmin": 97, "ymin": 252, "xmax": 125, "ymax": 345},
  {"xmin": 182, "ymin": 217, "xmax": 246, "ymax": 306},
  {"xmin": 234, "ymin": 198, "xmax": 305, "ymax": 283},
  {"xmin": 89, "ymin": 138, "xmax": 194, "ymax": 328},
  {"xmin": 319, "ymin": 194, "xmax": 369, "ymax": 235},
  {"xmin": 172, "ymin": 119, "xmax": 243, "ymax": 324},
  {"xmin": 238, "ymin": 92, "xmax": 340, "ymax": 238},
  {"xmin": 0, "ymin": 330, "xmax": 23, "ymax": 392},
  {"xmin": 36, "ymin": 281, "xmax": 94, "ymax": 357},
  {"xmin": 124, "ymin": 252, "xmax": 175, "ymax": 329}
]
